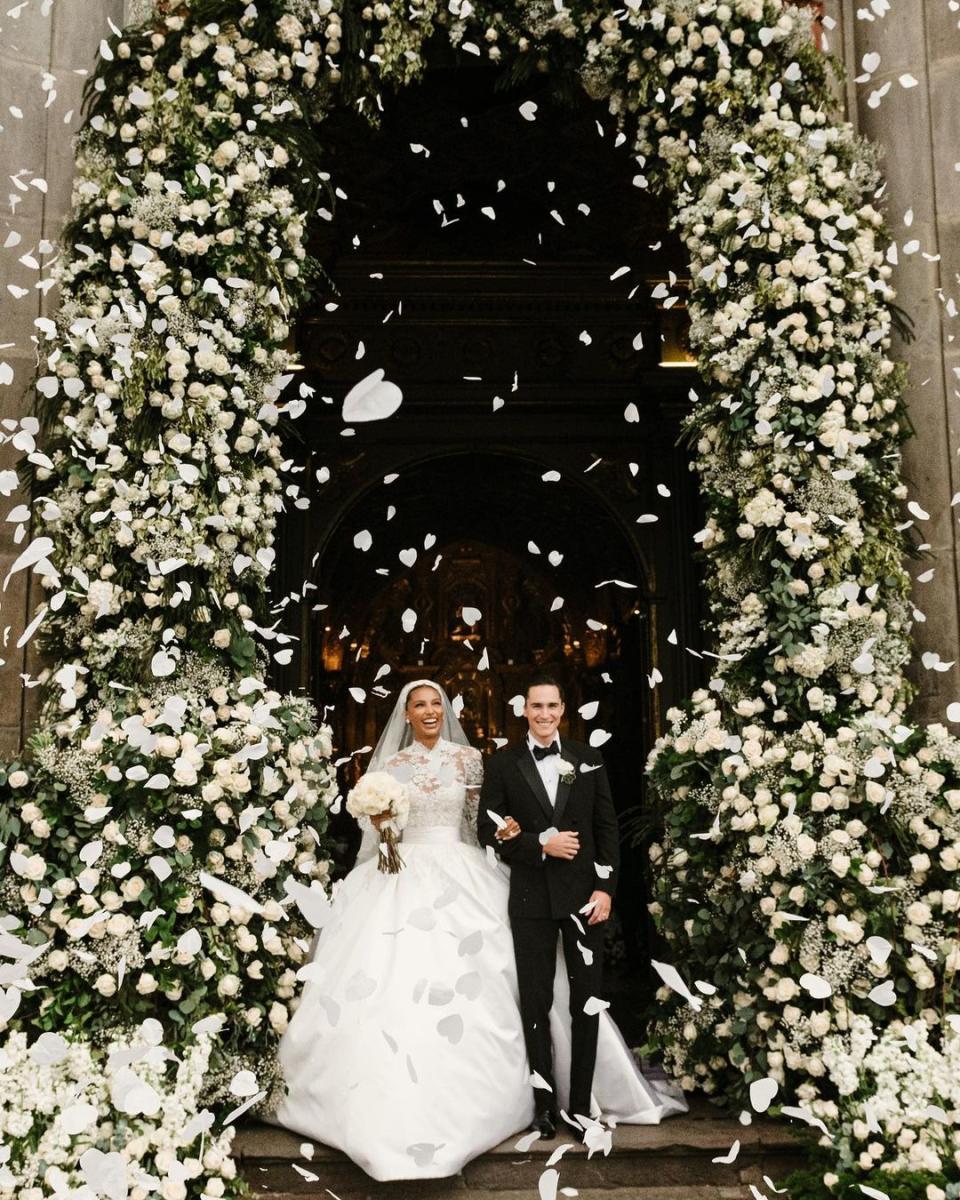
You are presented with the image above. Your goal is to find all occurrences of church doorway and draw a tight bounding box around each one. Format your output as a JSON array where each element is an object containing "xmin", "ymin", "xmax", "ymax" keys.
[{"xmin": 272, "ymin": 56, "xmax": 709, "ymax": 1013}]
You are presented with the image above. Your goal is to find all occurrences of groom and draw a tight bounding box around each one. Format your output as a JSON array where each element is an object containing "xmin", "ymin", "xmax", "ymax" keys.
[{"xmin": 477, "ymin": 675, "xmax": 620, "ymax": 1141}]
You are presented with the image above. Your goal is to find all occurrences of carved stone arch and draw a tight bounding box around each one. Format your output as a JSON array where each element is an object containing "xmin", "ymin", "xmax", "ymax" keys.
[{"xmin": 306, "ymin": 443, "xmax": 659, "ymax": 603}]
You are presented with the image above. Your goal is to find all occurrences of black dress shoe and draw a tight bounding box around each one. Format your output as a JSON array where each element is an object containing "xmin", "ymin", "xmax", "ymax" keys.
[
  {"xmin": 559, "ymin": 1113, "xmax": 587, "ymax": 1143},
  {"xmin": 529, "ymin": 1109, "xmax": 557, "ymax": 1139}
]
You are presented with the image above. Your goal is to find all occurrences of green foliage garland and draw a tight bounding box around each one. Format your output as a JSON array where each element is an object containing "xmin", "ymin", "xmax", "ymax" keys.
[{"xmin": 2, "ymin": 1, "xmax": 957, "ymax": 1196}]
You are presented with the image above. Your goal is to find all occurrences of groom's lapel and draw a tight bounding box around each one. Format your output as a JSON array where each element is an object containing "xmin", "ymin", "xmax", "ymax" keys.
[
  {"xmin": 515, "ymin": 745, "xmax": 556, "ymax": 824},
  {"xmin": 552, "ymin": 744, "xmax": 579, "ymax": 827}
]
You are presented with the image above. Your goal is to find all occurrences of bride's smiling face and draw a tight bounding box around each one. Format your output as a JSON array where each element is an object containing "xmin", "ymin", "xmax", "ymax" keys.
[{"xmin": 406, "ymin": 686, "xmax": 444, "ymax": 746}]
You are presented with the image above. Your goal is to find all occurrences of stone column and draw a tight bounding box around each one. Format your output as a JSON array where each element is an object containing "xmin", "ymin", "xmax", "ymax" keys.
[
  {"xmin": 841, "ymin": 1, "xmax": 960, "ymax": 724},
  {"xmin": 0, "ymin": 0, "xmax": 125, "ymax": 754}
]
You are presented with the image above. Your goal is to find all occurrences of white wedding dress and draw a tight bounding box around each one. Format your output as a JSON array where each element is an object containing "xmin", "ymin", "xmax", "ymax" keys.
[{"xmin": 272, "ymin": 738, "xmax": 687, "ymax": 1181}]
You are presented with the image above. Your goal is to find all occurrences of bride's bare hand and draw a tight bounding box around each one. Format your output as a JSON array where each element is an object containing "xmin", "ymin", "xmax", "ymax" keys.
[{"xmin": 495, "ymin": 816, "xmax": 522, "ymax": 842}]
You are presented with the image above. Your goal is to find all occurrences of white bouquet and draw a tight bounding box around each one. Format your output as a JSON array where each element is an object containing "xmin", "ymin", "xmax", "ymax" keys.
[{"xmin": 346, "ymin": 771, "xmax": 411, "ymax": 874}]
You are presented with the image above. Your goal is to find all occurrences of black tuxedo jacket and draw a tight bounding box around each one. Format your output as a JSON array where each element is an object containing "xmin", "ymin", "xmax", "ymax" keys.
[{"xmin": 477, "ymin": 738, "xmax": 620, "ymax": 920}]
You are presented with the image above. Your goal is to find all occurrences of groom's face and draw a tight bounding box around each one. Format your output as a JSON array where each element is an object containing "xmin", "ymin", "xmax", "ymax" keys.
[{"xmin": 524, "ymin": 685, "xmax": 564, "ymax": 746}]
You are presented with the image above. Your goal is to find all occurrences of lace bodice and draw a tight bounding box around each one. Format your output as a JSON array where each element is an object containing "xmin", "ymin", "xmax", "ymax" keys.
[
  {"xmin": 383, "ymin": 739, "xmax": 482, "ymax": 841},
  {"xmin": 354, "ymin": 739, "xmax": 483, "ymax": 863}
]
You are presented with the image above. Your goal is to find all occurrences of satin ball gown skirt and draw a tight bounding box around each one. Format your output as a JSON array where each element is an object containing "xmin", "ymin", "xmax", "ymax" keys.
[{"xmin": 270, "ymin": 826, "xmax": 687, "ymax": 1181}]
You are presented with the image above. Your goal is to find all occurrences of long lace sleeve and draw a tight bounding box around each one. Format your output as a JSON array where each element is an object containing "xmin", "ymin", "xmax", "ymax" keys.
[
  {"xmin": 459, "ymin": 747, "xmax": 483, "ymax": 848},
  {"xmin": 355, "ymin": 815, "xmax": 379, "ymax": 866}
]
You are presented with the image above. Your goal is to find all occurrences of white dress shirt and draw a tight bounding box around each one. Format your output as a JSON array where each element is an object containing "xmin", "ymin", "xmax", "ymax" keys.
[{"xmin": 528, "ymin": 733, "xmax": 562, "ymax": 807}]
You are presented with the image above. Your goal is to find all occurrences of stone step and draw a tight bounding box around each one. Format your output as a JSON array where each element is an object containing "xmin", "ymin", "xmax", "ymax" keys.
[
  {"xmin": 235, "ymin": 1096, "xmax": 809, "ymax": 1198},
  {"xmin": 246, "ymin": 1190, "xmax": 758, "ymax": 1200}
]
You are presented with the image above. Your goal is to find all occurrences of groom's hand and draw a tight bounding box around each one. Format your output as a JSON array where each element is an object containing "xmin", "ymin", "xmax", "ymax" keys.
[
  {"xmin": 586, "ymin": 890, "xmax": 612, "ymax": 925},
  {"xmin": 543, "ymin": 831, "xmax": 580, "ymax": 860}
]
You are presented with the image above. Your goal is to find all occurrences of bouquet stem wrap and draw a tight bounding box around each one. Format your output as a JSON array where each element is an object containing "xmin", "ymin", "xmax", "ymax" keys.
[{"xmin": 378, "ymin": 826, "xmax": 405, "ymax": 875}]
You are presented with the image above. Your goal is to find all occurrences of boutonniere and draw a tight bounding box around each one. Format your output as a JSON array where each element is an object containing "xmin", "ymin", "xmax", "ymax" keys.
[{"xmin": 556, "ymin": 758, "xmax": 576, "ymax": 786}]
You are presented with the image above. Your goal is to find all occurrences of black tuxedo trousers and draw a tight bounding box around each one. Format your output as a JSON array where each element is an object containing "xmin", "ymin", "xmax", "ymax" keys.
[
  {"xmin": 512, "ymin": 911, "xmax": 606, "ymax": 1117},
  {"xmin": 477, "ymin": 740, "xmax": 620, "ymax": 1118}
]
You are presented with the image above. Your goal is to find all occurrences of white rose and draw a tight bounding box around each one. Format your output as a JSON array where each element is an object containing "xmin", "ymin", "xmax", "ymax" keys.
[
  {"xmin": 803, "ymin": 279, "xmax": 829, "ymax": 306},
  {"xmin": 906, "ymin": 901, "xmax": 932, "ymax": 925},
  {"xmin": 8, "ymin": 770, "xmax": 30, "ymax": 788},
  {"xmin": 23, "ymin": 853, "xmax": 47, "ymax": 881},
  {"xmin": 217, "ymin": 973, "xmax": 240, "ymax": 997},
  {"xmin": 122, "ymin": 876, "xmax": 145, "ymax": 901},
  {"xmin": 212, "ymin": 139, "xmax": 240, "ymax": 167},
  {"xmin": 911, "ymin": 961, "xmax": 935, "ymax": 989},
  {"xmin": 236, "ymin": 928, "xmax": 257, "ymax": 953},
  {"xmin": 174, "ymin": 762, "xmax": 198, "ymax": 786},
  {"xmin": 556, "ymin": 758, "xmax": 575, "ymax": 780}
]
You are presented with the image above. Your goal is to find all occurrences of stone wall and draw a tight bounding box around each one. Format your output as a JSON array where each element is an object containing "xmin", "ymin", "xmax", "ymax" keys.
[
  {"xmin": 0, "ymin": 0, "xmax": 127, "ymax": 754},
  {"xmin": 826, "ymin": 0, "xmax": 960, "ymax": 723}
]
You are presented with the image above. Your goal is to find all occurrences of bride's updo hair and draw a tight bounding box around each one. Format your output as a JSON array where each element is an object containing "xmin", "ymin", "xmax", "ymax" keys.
[
  {"xmin": 524, "ymin": 673, "xmax": 564, "ymax": 702},
  {"xmin": 405, "ymin": 681, "xmax": 442, "ymax": 708}
]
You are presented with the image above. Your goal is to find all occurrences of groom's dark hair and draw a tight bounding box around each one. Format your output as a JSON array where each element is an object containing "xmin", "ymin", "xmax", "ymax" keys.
[{"xmin": 524, "ymin": 673, "xmax": 565, "ymax": 702}]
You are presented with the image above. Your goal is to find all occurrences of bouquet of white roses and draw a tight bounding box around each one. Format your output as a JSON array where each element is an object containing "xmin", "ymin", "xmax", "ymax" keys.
[{"xmin": 347, "ymin": 772, "xmax": 411, "ymax": 874}]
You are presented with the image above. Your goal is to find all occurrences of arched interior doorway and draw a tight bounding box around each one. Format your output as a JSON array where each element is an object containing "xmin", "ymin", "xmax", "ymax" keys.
[
  {"xmin": 310, "ymin": 449, "xmax": 652, "ymax": 772},
  {"xmin": 272, "ymin": 55, "xmax": 709, "ymax": 1023}
]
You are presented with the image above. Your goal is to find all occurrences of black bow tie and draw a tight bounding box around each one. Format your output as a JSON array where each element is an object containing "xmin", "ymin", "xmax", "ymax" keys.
[{"xmin": 532, "ymin": 742, "xmax": 559, "ymax": 761}]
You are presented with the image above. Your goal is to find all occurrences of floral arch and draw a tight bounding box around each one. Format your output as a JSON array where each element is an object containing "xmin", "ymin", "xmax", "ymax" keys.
[{"xmin": 1, "ymin": 1, "xmax": 958, "ymax": 1196}]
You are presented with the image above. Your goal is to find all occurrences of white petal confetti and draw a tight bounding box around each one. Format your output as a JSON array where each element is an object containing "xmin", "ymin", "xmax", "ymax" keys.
[
  {"xmin": 342, "ymin": 369, "xmax": 403, "ymax": 423},
  {"xmin": 651, "ymin": 959, "xmax": 703, "ymax": 1011}
]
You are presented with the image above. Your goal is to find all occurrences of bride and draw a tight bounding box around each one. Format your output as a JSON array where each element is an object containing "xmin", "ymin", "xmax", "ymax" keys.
[{"xmin": 271, "ymin": 679, "xmax": 686, "ymax": 1181}]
